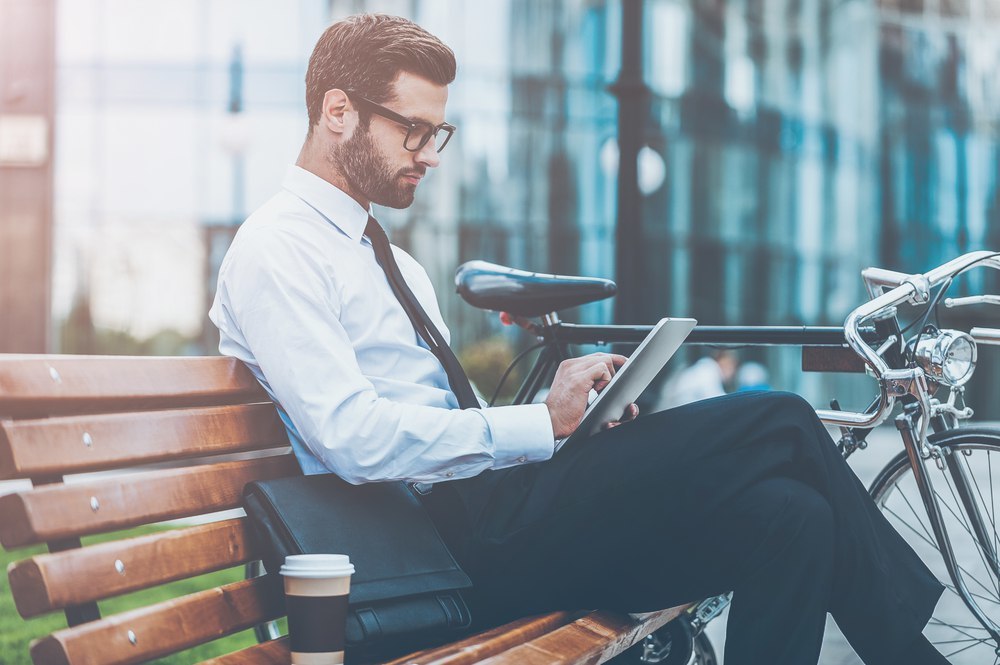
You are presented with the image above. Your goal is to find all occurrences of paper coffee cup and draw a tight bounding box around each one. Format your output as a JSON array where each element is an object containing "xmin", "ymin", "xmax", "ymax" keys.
[{"xmin": 281, "ymin": 554, "xmax": 355, "ymax": 665}]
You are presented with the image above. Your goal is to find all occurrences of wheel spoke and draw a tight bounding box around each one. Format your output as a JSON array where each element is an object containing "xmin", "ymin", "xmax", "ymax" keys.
[
  {"xmin": 928, "ymin": 617, "xmax": 995, "ymax": 632},
  {"xmin": 896, "ymin": 478, "xmax": 939, "ymax": 545},
  {"xmin": 944, "ymin": 636, "xmax": 995, "ymax": 658},
  {"xmin": 935, "ymin": 636, "xmax": 991, "ymax": 645},
  {"xmin": 884, "ymin": 505, "xmax": 940, "ymax": 551},
  {"xmin": 945, "ymin": 583, "xmax": 1000, "ymax": 607},
  {"xmin": 928, "ymin": 618, "xmax": 991, "ymax": 655},
  {"xmin": 939, "ymin": 476, "xmax": 988, "ymax": 555},
  {"xmin": 928, "ymin": 616, "xmax": 992, "ymax": 640}
]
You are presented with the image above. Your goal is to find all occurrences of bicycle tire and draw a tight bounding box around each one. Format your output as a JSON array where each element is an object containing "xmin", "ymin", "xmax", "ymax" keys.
[{"xmin": 868, "ymin": 427, "xmax": 1000, "ymax": 664}]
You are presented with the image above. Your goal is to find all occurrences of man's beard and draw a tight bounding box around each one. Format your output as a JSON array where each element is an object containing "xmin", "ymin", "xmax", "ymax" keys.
[{"xmin": 332, "ymin": 125, "xmax": 421, "ymax": 209}]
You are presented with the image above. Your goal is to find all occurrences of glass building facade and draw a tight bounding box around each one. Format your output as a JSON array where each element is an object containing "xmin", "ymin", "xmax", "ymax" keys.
[{"xmin": 51, "ymin": 0, "xmax": 1000, "ymax": 413}]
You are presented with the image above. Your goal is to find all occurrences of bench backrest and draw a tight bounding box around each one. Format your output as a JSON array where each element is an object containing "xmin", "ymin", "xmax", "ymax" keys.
[{"xmin": 0, "ymin": 355, "xmax": 299, "ymax": 665}]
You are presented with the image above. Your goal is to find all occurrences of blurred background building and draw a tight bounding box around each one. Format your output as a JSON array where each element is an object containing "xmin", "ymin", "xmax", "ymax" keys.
[{"xmin": 1, "ymin": 0, "xmax": 999, "ymax": 415}]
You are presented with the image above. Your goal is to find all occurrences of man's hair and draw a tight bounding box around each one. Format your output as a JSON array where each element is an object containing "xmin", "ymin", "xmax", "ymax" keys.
[{"xmin": 305, "ymin": 14, "xmax": 457, "ymax": 132}]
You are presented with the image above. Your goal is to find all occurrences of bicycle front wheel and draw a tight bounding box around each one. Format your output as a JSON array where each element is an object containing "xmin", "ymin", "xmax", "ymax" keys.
[{"xmin": 869, "ymin": 427, "xmax": 1000, "ymax": 663}]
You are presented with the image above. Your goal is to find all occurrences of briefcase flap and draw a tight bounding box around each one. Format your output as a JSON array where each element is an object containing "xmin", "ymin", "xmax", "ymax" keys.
[{"xmin": 243, "ymin": 474, "xmax": 472, "ymax": 605}]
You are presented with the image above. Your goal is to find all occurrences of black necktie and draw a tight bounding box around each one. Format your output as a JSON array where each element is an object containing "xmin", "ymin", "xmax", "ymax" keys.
[{"xmin": 365, "ymin": 216, "xmax": 480, "ymax": 410}]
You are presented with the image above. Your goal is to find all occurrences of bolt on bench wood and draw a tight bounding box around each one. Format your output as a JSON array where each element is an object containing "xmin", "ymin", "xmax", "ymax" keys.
[{"xmin": 0, "ymin": 355, "xmax": 688, "ymax": 664}]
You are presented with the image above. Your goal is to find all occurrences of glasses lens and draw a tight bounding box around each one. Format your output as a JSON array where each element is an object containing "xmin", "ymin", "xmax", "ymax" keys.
[{"xmin": 404, "ymin": 124, "xmax": 433, "ymax": 152}]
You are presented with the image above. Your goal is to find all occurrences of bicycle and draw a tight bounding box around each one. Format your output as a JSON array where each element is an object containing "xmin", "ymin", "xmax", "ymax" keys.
[{"xmin": 454, "ymin": 250, "xmax": 1000, "ymax": 664}]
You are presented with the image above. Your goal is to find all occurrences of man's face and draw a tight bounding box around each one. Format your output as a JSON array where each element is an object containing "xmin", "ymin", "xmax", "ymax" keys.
[{"xmin": 332, "ymin": 72, "xmax": 448, "ymax": 209}]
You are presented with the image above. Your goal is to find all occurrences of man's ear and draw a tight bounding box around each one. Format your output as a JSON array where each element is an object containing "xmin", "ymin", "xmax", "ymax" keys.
[{"xmin": 321, "ymin": 88, "xmax": 353, "ymax": 137}]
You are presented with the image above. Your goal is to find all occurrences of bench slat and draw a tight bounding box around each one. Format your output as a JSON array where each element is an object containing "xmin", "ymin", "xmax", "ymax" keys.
[
  {"xmin": 29, "ymin": 576, "xmax": 282, "ymax": 665},
  {"xmin": 8, "ymin": 518, "xmax": 257, "ymax": 617},
  {"xmin": 205, "ymin": 612, "xmax": 581, "ymax": 665},
  {"xmin": 200, "ymin": 636, "xmax": 290, "ymax": 665},
  {"xmin": 0, "ymin": 403, "xmax": 287, "ymax": 479},
  {"xmin": 0, "ymin": 355, "xmax": 267, "ymax": 418},
  {"xmin": 0, "ymin": 454, "xmax": 298, "ymax": 548},
  {"xmin": 477, "ymin": 606, "xmax": 689, "ymax": 665},
  {"xmin": 383, "ymin": 611, "xmax": 580, "ymax": 665}
]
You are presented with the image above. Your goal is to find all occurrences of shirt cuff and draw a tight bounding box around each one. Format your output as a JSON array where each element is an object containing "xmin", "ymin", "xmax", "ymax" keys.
[{"xmin": 479, "ymin": 403, "xmax": 555, "ymax": 469}]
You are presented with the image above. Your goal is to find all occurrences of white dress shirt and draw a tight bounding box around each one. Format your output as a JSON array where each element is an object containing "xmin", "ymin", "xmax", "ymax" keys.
[{"xmin": 209, "ymin": 165, "xmax": 555, "ymax": 483}]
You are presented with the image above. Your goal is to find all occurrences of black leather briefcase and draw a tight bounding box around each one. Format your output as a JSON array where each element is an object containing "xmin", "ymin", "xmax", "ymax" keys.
[{"xmin": 242, "ymin": 473, "xmax": 473, "ymax": 659}]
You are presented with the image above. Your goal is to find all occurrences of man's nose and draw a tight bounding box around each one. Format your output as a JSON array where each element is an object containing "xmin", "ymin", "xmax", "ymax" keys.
[{"xmin": 415, "ymin": 140, "xmax": 440, "ymax": 169}]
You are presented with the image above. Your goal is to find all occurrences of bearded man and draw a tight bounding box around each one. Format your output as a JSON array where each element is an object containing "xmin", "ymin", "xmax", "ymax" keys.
[{"xmin": 210, "ymin": 14, "xmax": 949, "ymax": 665}]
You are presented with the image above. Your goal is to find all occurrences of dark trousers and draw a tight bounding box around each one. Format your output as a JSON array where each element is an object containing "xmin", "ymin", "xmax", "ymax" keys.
[{"xmin": 423, "ymin": 391, "xmax": 943, "ymax": 665}]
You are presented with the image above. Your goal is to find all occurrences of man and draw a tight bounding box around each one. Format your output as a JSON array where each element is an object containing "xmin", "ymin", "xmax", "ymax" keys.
[{"xmin": 210, "ymin": 14, "xmax": 948, "ymax": 665}]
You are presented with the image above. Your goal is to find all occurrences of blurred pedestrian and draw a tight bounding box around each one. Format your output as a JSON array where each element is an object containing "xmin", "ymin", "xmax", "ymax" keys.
[
  {"xmin": 656, "ymin": 350, "xmax": 738, "ymax": 409},
  {"xmin": 736, "ymin": 361, "xmax": 770, "ymax": 392}
]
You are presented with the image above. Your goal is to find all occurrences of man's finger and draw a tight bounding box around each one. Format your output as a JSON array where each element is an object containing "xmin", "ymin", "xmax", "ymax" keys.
[
  {"xmin": 587, "ymin": 353, "xmax": 618, "ymax": 381},
  {"xmin": 594, "ymin": 352, "xmax": 627, "ymax": 366},
  {"xmin": 585, "ymin": 362, "xmax": 613, "ymax": 391}
]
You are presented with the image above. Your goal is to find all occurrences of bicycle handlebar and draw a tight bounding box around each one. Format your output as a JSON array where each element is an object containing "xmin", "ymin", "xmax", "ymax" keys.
[
  {"xmin": 972, "ymin": 328, "xmax": 1000, "ymax": 346},
  {"xmin": 816, "ymin": 251, "xmax": 1000, "ymax": 428}
]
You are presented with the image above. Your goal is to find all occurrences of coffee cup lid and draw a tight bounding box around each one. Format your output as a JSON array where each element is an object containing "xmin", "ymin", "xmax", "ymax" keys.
[{"xmin": 280, "ymin": 553, "xmax": 355, "ymax": 578}]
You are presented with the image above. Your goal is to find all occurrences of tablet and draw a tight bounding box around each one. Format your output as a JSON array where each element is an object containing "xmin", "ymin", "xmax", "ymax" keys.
[{"xmin": 555, "ymin": 317, "xmax": 697, "ymax": 451}]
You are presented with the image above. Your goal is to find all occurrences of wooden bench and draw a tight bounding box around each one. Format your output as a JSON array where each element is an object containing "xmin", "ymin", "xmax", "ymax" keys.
[{"xmin": 0, "ymin": 354, "xmax": 690, "ymax": 664}]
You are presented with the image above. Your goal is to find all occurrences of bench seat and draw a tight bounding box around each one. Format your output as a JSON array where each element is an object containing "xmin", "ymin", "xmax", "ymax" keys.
[{"xmin": 0, "ymin": 355, "xmax": 689, "ymax": 664}]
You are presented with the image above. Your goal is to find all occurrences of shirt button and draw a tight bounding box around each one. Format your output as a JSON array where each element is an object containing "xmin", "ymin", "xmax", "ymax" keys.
[
  {"xmin": 446, "ymin": 472, "xmax": 454, "ymax": 478},
  {"xmin": 517, "ymin": 456, "xmax": 527, "ymax": 463}
]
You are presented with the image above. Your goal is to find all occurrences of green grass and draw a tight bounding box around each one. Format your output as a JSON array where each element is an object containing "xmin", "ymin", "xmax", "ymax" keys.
[{"xmin": 0, "ymin": 525, "xmax": 280, "ymax": 664}]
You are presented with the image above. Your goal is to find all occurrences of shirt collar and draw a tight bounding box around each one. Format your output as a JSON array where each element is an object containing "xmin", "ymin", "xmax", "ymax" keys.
[{"xmin": 281, "ymin": 165, "xmax": 371, "ymax": 243}]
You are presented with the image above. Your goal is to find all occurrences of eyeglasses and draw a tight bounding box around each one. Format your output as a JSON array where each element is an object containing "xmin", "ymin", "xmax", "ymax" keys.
[{"xmin": 347, "ymin": 93, "xmax": 456, "ymax": 153}]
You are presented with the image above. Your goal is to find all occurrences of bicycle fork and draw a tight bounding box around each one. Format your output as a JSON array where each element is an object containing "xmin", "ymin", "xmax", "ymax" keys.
[{"xmin": 895, "ymin": 407, "xmax": 1000, "ymax": 647}]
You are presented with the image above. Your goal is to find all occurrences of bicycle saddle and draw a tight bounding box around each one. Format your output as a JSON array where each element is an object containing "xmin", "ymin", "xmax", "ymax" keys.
[{"xmin": 455, "ymin": 260, "xmax": 617, "ymax": 317}]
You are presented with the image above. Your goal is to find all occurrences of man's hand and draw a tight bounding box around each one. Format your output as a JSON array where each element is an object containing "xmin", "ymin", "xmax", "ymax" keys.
[{"xmin": 544, "ymin": 352, "xmax": 630, "ymax": 440}]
